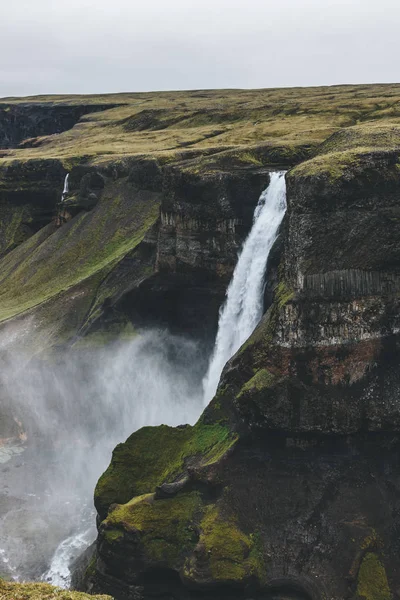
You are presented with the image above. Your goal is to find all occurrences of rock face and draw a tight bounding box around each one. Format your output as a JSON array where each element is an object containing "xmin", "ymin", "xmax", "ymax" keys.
[
  {"xmin": 0, "ymin": 102, "xmax": 119, "ymax": 149},
  {"xmin": 117, "ymin": 162, "xmax": 269, "ymax": 339},
  {"xmin": 85, "ymin": 142, "xmax": 400, "ymax": 600},
  {"xmin": 0, "ymin": 158, "xmax": 67, "ymax": 256},
  {"xmin": 0, "ymin": 153, "xmax": 269, "ymax": 347}
]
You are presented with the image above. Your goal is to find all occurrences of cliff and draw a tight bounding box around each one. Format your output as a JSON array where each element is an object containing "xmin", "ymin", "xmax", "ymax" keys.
[
  {"xmin": 87, "ymin": 121, "xmax": 400, "ymax": 600},
  {"xmin": 2, "ymin": 85, "xmax": 400, "ymax": 348}
]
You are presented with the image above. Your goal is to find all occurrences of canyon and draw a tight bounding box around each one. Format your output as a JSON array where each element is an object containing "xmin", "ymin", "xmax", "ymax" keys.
[{"xmin": 1, "ymin": 85, "xmax": 400, "ymax": 600}]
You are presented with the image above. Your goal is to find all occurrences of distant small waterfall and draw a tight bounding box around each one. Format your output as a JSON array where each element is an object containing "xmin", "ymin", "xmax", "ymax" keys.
[
  {"xmin": 202, "ymin": 171, "xmax": 287, "ymax": 404},
  {"xmin": 61, "ymin": 174, "xmax": 69, "ymax": 202}
]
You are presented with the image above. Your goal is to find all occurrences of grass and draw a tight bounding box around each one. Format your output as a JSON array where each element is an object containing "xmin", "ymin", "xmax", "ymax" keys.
[
  {"xmin": 101, "ymin": 485, "xmax": 264, "ymax": 584},
  {"xmin": 0, "ymin": 181, "xmax": 160, "ymax": 323},
  {"xmin": 291, "ymin": 121, "xmax": 400, "ymax": 180},
  {"xmin": 238, "ymin": 368, "xmax": 276, "ymax": 397},
  {"xmin": 0, "ymin": 579, "xmax": 110, "ymax": 600},
  {"xmin": 2, "ymin": 84, "xmax": 400, "ymax": 166}
]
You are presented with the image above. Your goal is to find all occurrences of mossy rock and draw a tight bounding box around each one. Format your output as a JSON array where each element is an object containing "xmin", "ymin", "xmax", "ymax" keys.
[
  {"xmin": 95, "ymin": 420, "xmax": 238, "ymax": 519},
  {"xmin": 183, "ymin": 504, "xmax": 265, "ymax": 585},
  {"xmin": 103, "ymin": 491, "xmax": 202, "ymax": 567},
  {"xmin": 99, "ymin": 490, "xmax": 264, "ymax": 587},
  {"xmin": 356, "ymin": 552, "xmax": 392, "ymax": 600},
  {"xmin": 238, "ymin": 368, "xmax": 276, "ymax": 398}
]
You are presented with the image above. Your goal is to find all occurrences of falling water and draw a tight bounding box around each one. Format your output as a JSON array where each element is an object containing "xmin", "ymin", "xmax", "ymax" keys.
[
  {"xmin": 202, "ymin": 171, "xmax": 287, "ymax": 403},
  {"xmin": 61, "ymin": 174, "xmax": 69, "ymax": 202}
]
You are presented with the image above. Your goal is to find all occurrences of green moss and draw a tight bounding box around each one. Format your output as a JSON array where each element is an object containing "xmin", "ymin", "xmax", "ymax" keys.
[
  {"xmin": 238, "ymin": 368, "xmax": 275, "ymax": 397},
  {"xmin": 105, "ymin": 491, "xmax": 201, "ymax": 566},
  {"xmin": 0, "ymin": 578, "xmax": 111, "ymax": 600},
  {"xmin": 184, "ymin": 505, "xmax": 264, "ymax": 583},
  {"xmin": 356, "ymin": 552, "xmax": 392, "ymax": 600},
  {"xmin": 0, "ymin": 181, "xmax": 160, "ymax": 323},
  {"xmin": 103, "ymin": 528, "xmax": 124, "ymax": 544},
  {"xmin": 0, "ymin": 203, "xmax": 34, "ymax": 257},
  {"xmin": 84, "ymin": 554, "xmax": 97, "ymax": 579},
  {"xmin": 236, "ymin": 151, "xmax": 263, "ymax": 166},
  {"xmin": 291, "ymin": 148, "xmax": 364, "ymax": 181},
  {"xmin": 95, "ymin": 421, "xmax": 238, "ymax": 518},
  {"xmin": 361, "ymin": 529, "xmax": 380, "ymax": 551},
  {"xmin": 291, "ymin": 122, "xmax": 400, "ymax": 182},
  {"xmin": 275, "ymin": 279, "xmax": 294, "ymax": 308}
]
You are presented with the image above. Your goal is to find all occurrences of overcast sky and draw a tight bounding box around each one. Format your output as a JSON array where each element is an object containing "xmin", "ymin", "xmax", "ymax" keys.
[{"xmin": 1, "ymin": 0, "xmax": 399, "ymax": 97}]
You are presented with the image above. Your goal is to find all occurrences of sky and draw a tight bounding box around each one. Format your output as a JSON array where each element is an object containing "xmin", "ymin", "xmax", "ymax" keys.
[{"xmin": 1, "ymin": 0, "xmax": 399, "ymax": 97}]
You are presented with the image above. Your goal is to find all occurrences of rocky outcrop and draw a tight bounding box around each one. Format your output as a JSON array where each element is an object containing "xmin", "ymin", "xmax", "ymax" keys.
[
  {"xmin": 84, "ymin": 135, "xmax": 400, "ymax": 600},
  {"xmin": 0, "ymin": 103, "xmax": 120, "ymax": 149},
  {"xmin": 221, "ymin": 147, "xmax": 400, "ymax": 434}
]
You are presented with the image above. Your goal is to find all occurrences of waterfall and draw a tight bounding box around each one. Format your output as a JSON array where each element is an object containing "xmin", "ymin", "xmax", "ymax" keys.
[
  {"xmin": 61, "ymin": 174, "xmax": 69, "ymax": 202},
  {"xmin": 202, "ymin": 171, "xmax": 287, "ymax": 404},
  {"xmin": 43, "ymin": 526, "xmax": 94, "ymax": 588}
]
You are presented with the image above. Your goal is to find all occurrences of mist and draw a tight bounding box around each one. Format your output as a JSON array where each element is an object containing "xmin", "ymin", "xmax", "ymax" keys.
[{"xmin": 0, "ymin": 323, "xmax": 206, "ymax": 584}]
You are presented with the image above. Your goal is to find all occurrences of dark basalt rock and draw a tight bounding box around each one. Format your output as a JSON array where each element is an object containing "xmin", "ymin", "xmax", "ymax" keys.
[
  {"xmin": 0, "ymin": 103, "xmax": 122, "ymax": 149},
  {"xmin": 90, "ymin": 162, "xmax": 271, "ymax": 341},
  {"xmin": 0, "ymin": 158, "xmax": 66, "ymax": 256}
]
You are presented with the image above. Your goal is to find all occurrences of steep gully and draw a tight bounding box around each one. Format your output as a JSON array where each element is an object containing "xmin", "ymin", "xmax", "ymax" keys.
[{"xmin": 1, "ymin": 172, "xmax": 286, "ymax": 586}]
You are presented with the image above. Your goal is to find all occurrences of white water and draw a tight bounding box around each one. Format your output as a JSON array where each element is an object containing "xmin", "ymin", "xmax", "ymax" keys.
[
  {"xmin": 43, "ymin": 526, "xmax": 94, "ymax": 588},
  {"xmin": 202, "ymin": 171, "xmax": 287, "ymax": 403},
  {"xmin": 0, "ymin": 328, "xmax": 205, "ymax": 586},
  {"xmin": 61, "ymin": 174, "xmax": 69, "ymax": 202}
]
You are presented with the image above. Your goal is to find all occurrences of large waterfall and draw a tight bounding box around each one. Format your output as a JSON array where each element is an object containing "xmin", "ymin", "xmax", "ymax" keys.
[{"xmin": 202, "ymin": 171, "xmax": 287, "ymax": 403}]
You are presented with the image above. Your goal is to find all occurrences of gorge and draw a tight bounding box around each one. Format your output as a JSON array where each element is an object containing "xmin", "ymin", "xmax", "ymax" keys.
[{"xmin": 1, "ymin": 85, "xmax": 400, "ymax": 600}]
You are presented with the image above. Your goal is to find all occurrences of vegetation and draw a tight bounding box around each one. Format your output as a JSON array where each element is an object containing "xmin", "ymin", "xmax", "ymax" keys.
[
  {"xmin": 356, "ymin": 553, "xmax": 392, "ymax": 600},
  {"xmin": 104, "ymin": 491, "xmax": 202, "ymax": 565},
  {"xmin": 238, "ymin": 368, "xmax": 275, "ymax": 397},
  {"xmin": 0, "ymin": 180, "xmax": 159, "ymax": 323},
  {"xmin": 291, "ymin": 121, "xmax": 400, "ymax": 181},
  {"xmin": 1, "ymin": 84, "xmax": 400, "ymax": 337},
  {"xmin": 2, "ymin": 84, "xmax": 400, "ymax": 166},
  {"xmin": 0, "ymin": 579, "xmax": 111, "ymax": 600},
  {"xmin": 189, "ymin": 504, "xmax": 264, "ymax": 582},
  {"xmin": 95, "ymin": 421, "xmax": 238, "ymax": 519},
  {"xmin": 101, "ymin": 488, "xmax": 264, "ymax": 584}
]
